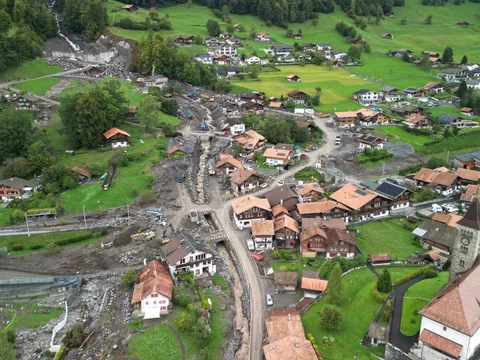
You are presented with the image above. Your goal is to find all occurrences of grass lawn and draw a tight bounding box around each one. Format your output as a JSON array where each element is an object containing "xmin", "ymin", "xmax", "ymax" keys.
[
  {"xmin": 295, "ymin": 166, "xmax": 324, "ymax": 182},
  {"xmin": 419, "ymin": 130, "xmax": 480, "ymax": 156},
  {"xmin": 212, "ymin": 274, "xmax": 229, "ymax": 289},
  {"xmin": 0, "ymin": 59, "xmax": 62, "ymax": 82},
  {"xmin": 355, "ymin": 219, "xmax": 421, "ymax": 260},
  {"xmin": 0, "ymin": 230, "xmax": 100, "ymax": 256},
  {"xmin": 5, "ymin": 303, "xmax": 63, "ymax": 330},
  {"xmin": 272, "ymin": 260, "xmax": 303, "ymax": 277},
  {"xmin": 13, "ymin": 78, "xmax": 60, "ymax": 96},
  {"xmin": 233, "ymin": 65, "xmax": 380, "ymax": 112},
  {"xmin": 375, "ymin": 266, "xmax": 424, "ymax": 284},
  {"xmin": 255, "ymin": 154, "xmax": 276, "ymax": 172},
  {"xmin": 401, "ymin": 272, "xmax": 449, "ymax": 336},
  {"xmin": 375, "ymin": 126, "xmax": 431, "ymax": 152},
  {"xmin": 302, "ymin": 268, "xmax": 378, "ymax": 360},
  {"xmin": 128, "ymin": 323, "xmax": 183, "ymax": 360},
  {"xmin": 427, "ymin": 106, "xmax": 464, "ymax": 119},
  {"xmin": 357, "ymin": 150, "xmax": 393, "ymax": 169},
  {"xmin": 59, "ymin": 134, "xmax": 168, "ymax": 213},
  {"xmin": 0, "ymin": 208, "xmax": 14, "ymax": 227}
]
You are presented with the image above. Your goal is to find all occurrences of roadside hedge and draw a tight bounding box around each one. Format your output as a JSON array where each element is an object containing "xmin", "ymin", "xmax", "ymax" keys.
[
  {"xmin": 371, "ymin": 285, "xmax": 387, "ymax": 304},
  {"xmin": 393, "ymin": 264, "xmax": 435, "ymax": 285},
  {"xmin": 54, "ymin": 232, "xmax": 92, "ymax": 246}
]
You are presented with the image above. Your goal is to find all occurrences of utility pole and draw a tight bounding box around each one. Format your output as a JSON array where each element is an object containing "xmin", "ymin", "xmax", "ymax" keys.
[
  {"xmin": 446, "ymin": 150, "xmax": 450, "ymax": 162},
  {"xmin": 152, "ymin": 65, "xmax": 156, "ymax": 77},
  {"xmin": 83, "ymin": 204, "xmax": 87, "ymax": 230},
  {"xmin": 127, "ymin": 204, "xmax": 130, "ymax": 225},
  {"xmin": 381, "ymin": 162, "xmax": 385, "ymax": 176},
  {"xmin": 25, "ymin": 212, "xmax": 30, "ymax": 237}
]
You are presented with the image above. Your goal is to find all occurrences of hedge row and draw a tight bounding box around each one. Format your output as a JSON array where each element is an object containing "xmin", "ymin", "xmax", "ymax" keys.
[
  {"xmin": 393, "ymin": 264, "xmax": 435, "ymax": 285},
  {"xmin": 371, "ymin": 285, "xmax": 387, "ymax": 304},
  {"xmin": 8, "ymin": 232, "xmax": 93, "ymax": 252}
]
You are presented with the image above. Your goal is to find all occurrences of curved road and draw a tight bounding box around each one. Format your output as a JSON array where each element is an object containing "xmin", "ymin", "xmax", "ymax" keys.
[{"xmin": 389, "ymin": 275, "xmax": 424, "ymax": 353}]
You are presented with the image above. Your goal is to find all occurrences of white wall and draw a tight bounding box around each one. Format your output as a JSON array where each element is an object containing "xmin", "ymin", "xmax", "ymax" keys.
[
  {"xmin": 111, "ymin": 141, "xmax": 128, "ymax": 148},
  {"xmin": 140, "ymin": 291, "xmax": 170, "ymax": 317},
  {"xmin": 254, "ymin": 236, "xmax": 273, "ymax": 249},
  {"xmin": 175, "ymin": 249, "xmax": 216, "ymax": 278},
  {"xmin": 265, "ymin": 158, "xmax": 283, "ymax": 166},
  {"xmin": 420, "ymin": 317, "xmax": 478, "ymax": 360}
]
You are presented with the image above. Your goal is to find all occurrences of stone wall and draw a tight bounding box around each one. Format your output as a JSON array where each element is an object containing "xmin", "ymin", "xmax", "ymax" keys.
[{"xmin": 385, "ymin": 343, "xmax": 415, "ymax": 360}]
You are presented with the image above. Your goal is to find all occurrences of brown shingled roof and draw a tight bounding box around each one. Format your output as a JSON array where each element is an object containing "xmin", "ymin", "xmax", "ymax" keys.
[
  {"xmin": 103, "ymin": 127, "xmax": 131, "ymax": 139},
  {"xmin": 419, "ymin": 329, "xmax": 462, "ymax": 358},
  {"xmin": 301, "ymin": 218, "xmax": 346, "ymax": 231},
  {"xmin": 295, "ymin": 182, "xmax": 324, "ymax": 196},
  {"xmin": 420, "ymin": 263, "xmax": 480, "ymax": 336},
  {"xmin": 297, "ymin": 200, "xmax": 349, "ymax": 215},
  {"xmin": 431, "ymin": 212, "xmax": 462, "ymax": 228},
  {"xmin": 232, "ymin": 195, "xmax": 271, "ymax": 215},
  {"xmin": 329, "ymin": 184, "xmax": 379, "ymax": 211},
  {"xmin": 71, "ymin": 166, "xmax": 91, "ymax": 178},
  {"xmin": 299, "ymin": 226, "xmax": 327, "ymax": 242},
  {"xmin": 263, "ymin": 337, "xmax": 317, "ymax": 360},
  {"xmin": 216, "ymin": 156, "xmax": 244, "ymax": 170},
  {"xmin": 456, "ymin": 168, "xmax": 480, "ymax": 182},
  {"xmin": 251, "ymin": 220, "xmax": 275, "ymax": 236},
  {"xmin": 272, "ymin": 203, "xmax": 289, "ymax": 217},
  {"xmin": 274, "ymin": 214, "xmax": 299, "ymax": 233},
  {"xmin": 301, "ymin": 277, "xmax": 328, "ymax": 292},
  {"xmin": 460, "ymin": 185, "xmax": 480, "ymax": 203},
  {"xmin": 131, "ymin": 261, "xmax": 173, "ymax": 304},
  {"xmin": 265, "ymin": 309, "xmax": 306, "ymax": 342},
  {"xmin": 369, "ymin": 253, "xmax": 392, "ymax": 262},
  {"xmin": 229, "ymin": 169, "xmax": 259, "ymax": 185}
]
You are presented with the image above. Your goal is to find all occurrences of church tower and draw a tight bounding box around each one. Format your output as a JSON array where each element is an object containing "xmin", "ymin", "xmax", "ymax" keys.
[{"xmin": 450, "ymin": 197, "xmax": 480, "ymax": 280}]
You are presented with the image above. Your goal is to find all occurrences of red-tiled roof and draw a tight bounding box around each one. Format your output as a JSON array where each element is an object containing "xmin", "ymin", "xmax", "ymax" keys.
[
  {"xmin": 131, "ymin": 261, "xmax": 173, "ymax": 304},
  {"xmin": 419, "ymin": 329, "xmax": 462, "ymax": 358},
  {"xmin": 103, "ymin": 127, "xmax": 131, "ymax": 139}
]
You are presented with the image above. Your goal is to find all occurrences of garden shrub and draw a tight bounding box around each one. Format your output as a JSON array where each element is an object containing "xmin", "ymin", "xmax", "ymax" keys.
[
  {"xmin": 394, "ymin": 265, "xmax": 435, "ymax": 285},
  {"xmin": 30, "ymin": 244, "xmax": 44, "ymax": 250},
  {"xmin": 371, "ymin": 285, "xmax": 386, "ymax": 303},
  {"xmin": 423, "ymin": 269, "xmax": 438, "ymax": 278},
  {"xmin": 11, "ymin": 245, "xmax": 24, "ymax": 251}
]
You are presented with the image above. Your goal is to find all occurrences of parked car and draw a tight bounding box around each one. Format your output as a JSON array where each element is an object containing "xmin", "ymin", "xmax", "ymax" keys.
[
  {"xmin": 431, "ymin": 204, "xmax": 442, "ymax": 212},
  {"xmin": 266, "ymin": 293, "xmax": 274, "ymax": 306},
  {"xmin": 246, "ymin": 238, "xmax": 255, "ymax": 251},
  {"xmin": 260, "ymin": 182, "xmax": 268, "ymax": 188},
  {"xmin": 277, "ymin": 180, "xmax": 285, "ymax": 186},
  {"xmin": 442, "ymin": 204, "xmax": 458, "ymax": 214}
]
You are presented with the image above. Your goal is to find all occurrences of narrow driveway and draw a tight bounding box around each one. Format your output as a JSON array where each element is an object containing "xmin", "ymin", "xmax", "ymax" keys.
[{"xmin": 389, "ymin": 276, "xmax": 424, "ymax": 352}]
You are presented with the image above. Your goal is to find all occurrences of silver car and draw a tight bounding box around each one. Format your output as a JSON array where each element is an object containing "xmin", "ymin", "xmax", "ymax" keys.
[{"xmin": 266, "ymin": 293, "xmax": 274, "ymax": 306}]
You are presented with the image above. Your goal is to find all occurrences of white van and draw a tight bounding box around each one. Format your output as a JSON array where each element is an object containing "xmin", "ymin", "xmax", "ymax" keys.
[
  {"xmin": 246, "ymin": 238, "xmax": 255, "ymax": 251},
  {"xmin": 431, "ymin": 204, "xmax": 442, "ymax": 212}
]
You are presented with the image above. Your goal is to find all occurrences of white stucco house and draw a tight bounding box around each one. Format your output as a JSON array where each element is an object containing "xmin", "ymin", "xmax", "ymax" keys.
[
  {"xmin": 251, "ymin": 220, "xmax": 274, "ymax": 250},
  {"xmin": 413, "ymin": 264, "xmax": 480, "ymax": 360},
  {"xmin": 131, "ymin": 261, "xmax": 173, "ymax": 319}
]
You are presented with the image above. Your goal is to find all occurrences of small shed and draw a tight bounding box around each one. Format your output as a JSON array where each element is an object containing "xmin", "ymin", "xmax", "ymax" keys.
[
  {"xmin": 128, "ymin": 106, "xmax": 137, "ymax": 117},
  {"xmin": 71, "ymin": 166, "xmax": 91, "ymax": 181},
  {"xmin": 381, "ymin": 33, "xmax": 394, "ymax": 40},
  {"xmin": 286, "ymin": 74, "xmax": 301, "ymax": 82},
  {"xmin": 369, "ymin": 253, "xmax": 392, "ymax": 266},
  {"xmin": 122, "ymin": 4, "xmax": 139, "ymax": 12},
  {"xmin": 367, "ymin": 322, "xmax": 389, "ymax": 346},
  {"xmin": 274, "ymin": 272, "xmax": 298, "ymax": 291},
  {"xmin": 301, "ymin": 277, "xmax": 328, "ymax": 298}
]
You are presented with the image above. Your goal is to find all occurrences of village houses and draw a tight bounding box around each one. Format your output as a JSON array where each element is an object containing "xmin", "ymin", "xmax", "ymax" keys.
[
  {"xmin": 229, "ymin": 169, "xmax": 264, "ymax": 193},
  {"xmin": 0, "ymin": 177, "xmax": 42, "ymax": 202},
  {"xmin": 232, "ymin": 195, "xmax": 272, "ymax": 229},
  {"xmin": 251, "ymin": 219, "xmax": 275, "ymax": 249}
]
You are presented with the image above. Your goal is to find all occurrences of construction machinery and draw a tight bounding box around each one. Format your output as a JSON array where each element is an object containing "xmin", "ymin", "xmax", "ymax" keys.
[
  {"xmin": 130, "ymin": 231, "xmax": 156, "ymax": 241},
  {"xmin": 144, "ymin": 208, "xmax": 162, "ymax": 216},
  {"xmin": 103, "ymin": 153, "xmax": 120, "ymax": 191},
  {"xmin": 177, "ymin": 172, "xmax": 185, "ymax": 183},
  {"xmin": 187, "ymin": 91, "xmax": 196, "ymax": 97},
  {"xmin": 199, "ymin": 119, "xmax": 208, "ymax": 131}
]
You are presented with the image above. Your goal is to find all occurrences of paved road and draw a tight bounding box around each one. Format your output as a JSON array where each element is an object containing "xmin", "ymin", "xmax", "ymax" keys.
[{"xmin": 389, "ymin": 275, "xmax": 424, "ymax": 353}]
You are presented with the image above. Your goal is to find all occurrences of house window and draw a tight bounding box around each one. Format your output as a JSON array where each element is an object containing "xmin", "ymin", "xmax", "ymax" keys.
[
  {"xmin": 161, "ymin": 306, "xmax": 167, "ymax": 311},
  {"xmin": 443, "ymin": 326, "xmax": 447, "ymax": 331},
  {"xmin": 160, "ymin": 300, "xmax": 166, "ymax": 304},
  {"xmin": 153, "ymin": 301, "xmax": 157, "ymax": 305},
  {"xmin": 146, "ymin": 301, "xmax": 149, "ymax": 305},
  {"xmin": 461, "ymin": 246, "xmax": 468, "ymax": 253},
  {"xmin": 460, "ymin": 259, "xmax": 465, "ymax": 267}
]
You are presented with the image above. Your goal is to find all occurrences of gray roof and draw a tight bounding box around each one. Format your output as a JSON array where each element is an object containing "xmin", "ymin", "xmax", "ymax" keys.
[
  {"xmin": 0, "ymin": 177, "xmax": 41, "ymax": 189},
  {"xmin": 454, "ymin": 151, "xmax": 480, "ymax": 163},
  {"xmin": 302, "ymin": 270, "xmax": 319, "ymax": 279},
  {"xmin": 380, "ymin": 86, "xmax": 397, "ymax": 92},
  {"xmin": 353, "ymin": 89, "xmax": 373, "ymax": 95},
  {"xmin": 161, "ymin": 232, "xmax": 212, "ymax": 266},
  {"xmin": 415, "ymin": 219, "xmax": 457, "ymax": 248},
  {"xmin": 403, "ymin": 87, "xmax": 420, "ymax": 93},
  {"xmin": 443, "ymin": 68, "xmax": 464, "ymax": 74},
  {"xmin": 458, "ymin": 197, "xmax": 480, "ymax": 230},
  {"xmin": 439, "ymin": 114, "xmax": 458, "ymax": 125},
  {"xmin": 263, "ymin": 185, "xmax": 298, "ymax": 207},
  {"xmin": 368, "ymin": 322, "xmax": 388, "ymax": 341}
]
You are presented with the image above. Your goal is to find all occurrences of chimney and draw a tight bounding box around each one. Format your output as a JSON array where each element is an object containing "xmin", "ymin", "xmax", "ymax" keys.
[
  {"xmin": 295, "ymin": 340, "xmax": 300, "ymax": 348},
  {"xmin": 144, "ymin": 258, "xmax": 147, "ymax": 266},
  {"xmin": 280, "ymin": 198, "xmax": 284, "ymax": 206},
  {"xmin": 288, "ymin": 313, "xmax": 291, "ymax": 321}
]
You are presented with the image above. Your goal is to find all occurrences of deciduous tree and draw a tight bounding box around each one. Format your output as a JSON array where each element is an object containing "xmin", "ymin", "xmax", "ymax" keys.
[{"xmin": 320, "ymin": 305, "xmax": 343, "ymax": 330}]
